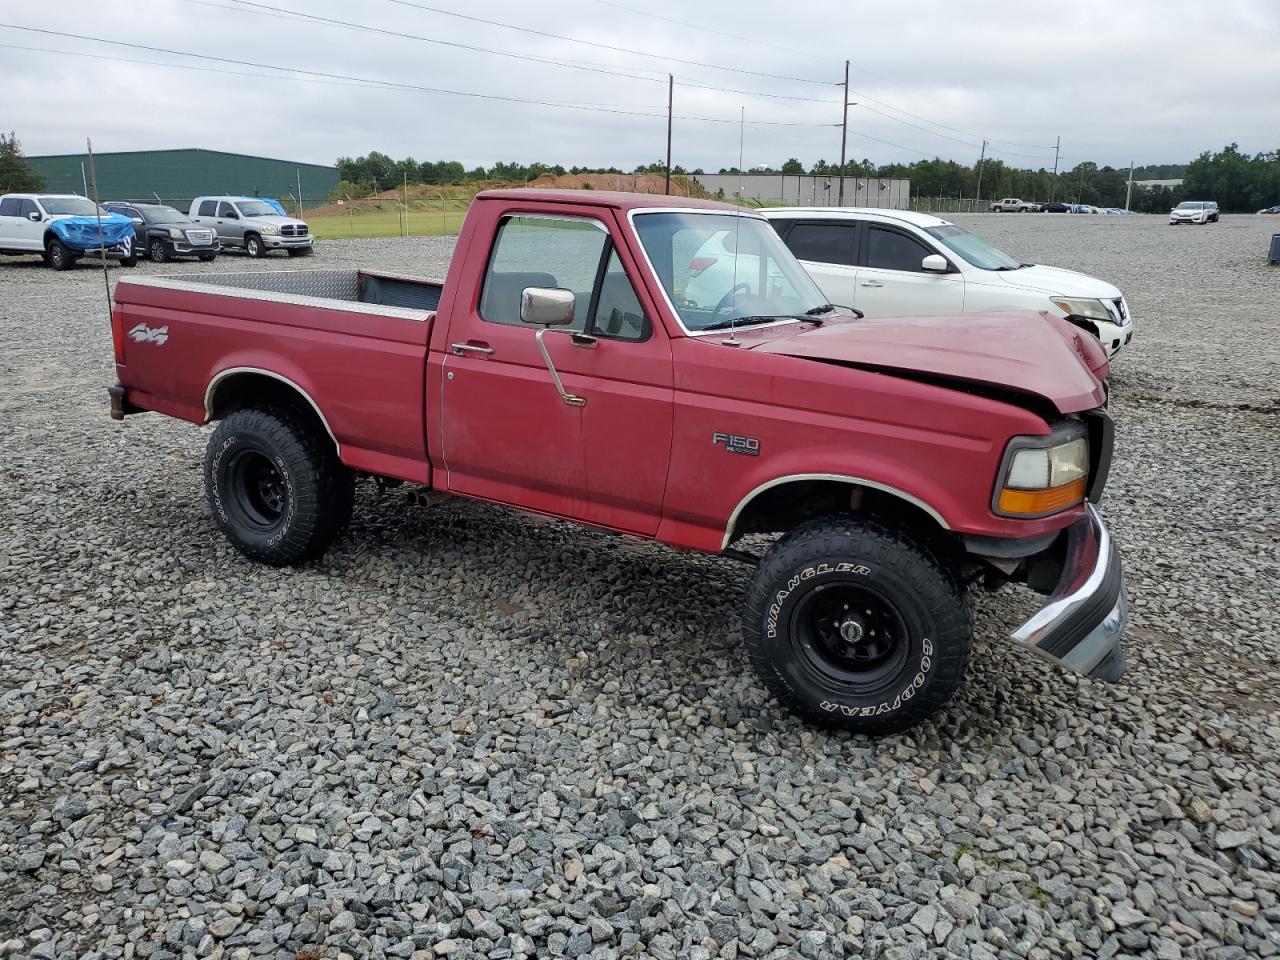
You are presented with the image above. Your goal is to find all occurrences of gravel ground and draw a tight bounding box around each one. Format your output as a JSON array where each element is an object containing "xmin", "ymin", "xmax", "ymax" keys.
[{"xmin": 2, "ymin": 214, "xmax": 1278, "ymax": 960}]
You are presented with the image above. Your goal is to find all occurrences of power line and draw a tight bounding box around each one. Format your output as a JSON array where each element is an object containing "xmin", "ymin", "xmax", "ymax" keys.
[
  {"xmin": 0, "ymin": 26, "xmax": 836, "ymax": 128},
  {"xmin": 587, "ymin": 0, "xmax": 845, "ymax": 65},
  {"xmin": 196, "ymin": 0, "xmax": 842, "ymax": 105},
  {"xmin": 375, "ymin": 0, "xmax": 835, "ymax": 86}
]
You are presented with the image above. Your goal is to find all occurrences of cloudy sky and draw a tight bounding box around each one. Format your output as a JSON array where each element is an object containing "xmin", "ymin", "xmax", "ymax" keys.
[{"xmin": 2, "ymin": 0, "xmax": 1275, "ymax": 172}]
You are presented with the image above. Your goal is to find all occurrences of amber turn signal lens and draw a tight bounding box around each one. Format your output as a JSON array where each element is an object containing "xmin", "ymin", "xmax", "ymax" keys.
[{"xmin": 997, "ymin": 477, "xmax": 1087, "ymax": 516}]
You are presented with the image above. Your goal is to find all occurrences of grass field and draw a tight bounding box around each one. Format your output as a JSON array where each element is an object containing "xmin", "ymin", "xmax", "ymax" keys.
[{"xmin": 308, "ymin": 206, "xmax": 471, "ymax": 239}]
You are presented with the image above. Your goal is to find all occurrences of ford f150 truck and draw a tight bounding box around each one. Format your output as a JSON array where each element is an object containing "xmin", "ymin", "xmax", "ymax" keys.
[{"xmin": 107, "ymin": 189, "xmax": 1128, "ymax": 735}]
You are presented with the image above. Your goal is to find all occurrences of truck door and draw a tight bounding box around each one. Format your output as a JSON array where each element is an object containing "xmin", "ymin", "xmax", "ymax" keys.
[
  {"xmin": 440, "ymin": 210, "xmax": 673, "ymax": 535},
  {"xmin": 13, "ymin": 199, "xmax": 46, "ymax": 251},
  {"xmin": 215, "ymin": 201, "xmax": 243, "ymax": 245}
]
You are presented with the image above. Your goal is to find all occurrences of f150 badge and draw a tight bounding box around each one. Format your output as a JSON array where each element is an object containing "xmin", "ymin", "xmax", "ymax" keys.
[
  {"xmin": 127, "ymin": 323, "xmax": 169, "ymax": 346},
  {"xmin": 712, "ymin": 432, "xmax": 760, "ymax": 456}
]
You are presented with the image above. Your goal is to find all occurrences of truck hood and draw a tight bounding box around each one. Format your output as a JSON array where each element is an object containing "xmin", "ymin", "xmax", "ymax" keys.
[
  {"xmin": 246, "ymin": 215, "xmax": 307, "ymax": 228},
  {"xmin": 986, "ymin": 264, "xmax": 1121, "ymax": 300},
  {"xmin": 747, "ymin": 311, "xmax": 1107, "ymax": 414}
]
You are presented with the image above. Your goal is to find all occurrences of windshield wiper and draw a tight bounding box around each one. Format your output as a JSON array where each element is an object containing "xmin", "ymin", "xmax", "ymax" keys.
[
  {"xmin": 700, "ymin": 315, "xmax": 798, "ymax": 332},
  {"xmin": 805, "ymin": 303, "xmax": 836, "ymax": 315}
]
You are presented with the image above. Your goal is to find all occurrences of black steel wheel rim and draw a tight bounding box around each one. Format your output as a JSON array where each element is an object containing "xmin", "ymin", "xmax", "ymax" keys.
[
  {"xmin": 791, "ymin": 582, "xmax": 910, "ymax": 689},
  {"xmin": 226, "ymin": 448, "xmax": 287, "ymax": 530}
]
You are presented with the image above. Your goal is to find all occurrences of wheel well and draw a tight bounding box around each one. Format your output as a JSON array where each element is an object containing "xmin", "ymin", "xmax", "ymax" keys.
[
  {"xmin": 727, "ymin": 479, "xmax": 954, "ymax": 554},
  {"xmin": 206, "ymin": 371, "xmax": 336, "ymax": 449}
]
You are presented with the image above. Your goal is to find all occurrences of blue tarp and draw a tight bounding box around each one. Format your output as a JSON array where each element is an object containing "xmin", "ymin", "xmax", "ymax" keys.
[{"xmin": 50, "ymin": 214, "xmax": 135, "ymax": 252}]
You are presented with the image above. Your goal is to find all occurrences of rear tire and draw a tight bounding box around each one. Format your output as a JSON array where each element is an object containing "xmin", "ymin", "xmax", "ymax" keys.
[
  {"xmin": 245, "ymin": 233, "xmax": 264, "ymax": 258},
  {"xmin": 204, "ymin": 406, "xmax": 354, "ymax": 566},
  {"xmin": 120, "ymin": 237, "xmax": 138, "ymax": 267},
  {"xmin": 46, "ymin": 238, "xmax": 75, "ymax": 271},
  {"xmin": 744, "ymin": 515, "xmax": 971, "ymax": 735}
]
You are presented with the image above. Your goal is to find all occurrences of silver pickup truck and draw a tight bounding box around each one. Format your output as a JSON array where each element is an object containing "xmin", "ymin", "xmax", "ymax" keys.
[{"xmin": 189, "ymin": 196, "xmax": 314, "ymax": 258}]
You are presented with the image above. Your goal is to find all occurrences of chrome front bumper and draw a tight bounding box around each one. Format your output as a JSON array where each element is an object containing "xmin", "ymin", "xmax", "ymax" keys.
[{"xmin": 1010, "ymin": 505, "xmax": 1128, "ymax": 682}]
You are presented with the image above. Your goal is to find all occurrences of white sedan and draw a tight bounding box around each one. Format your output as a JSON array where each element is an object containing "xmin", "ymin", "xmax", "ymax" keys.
[{"xmin": 752, "ymin": 208, "xmax": 1134, "ymax": 357}]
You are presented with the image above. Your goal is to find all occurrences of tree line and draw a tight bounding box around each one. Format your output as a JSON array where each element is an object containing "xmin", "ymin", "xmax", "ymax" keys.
[{"xmin": 2, "ymin": 133, "xmax": 1274, "ymax": 213}]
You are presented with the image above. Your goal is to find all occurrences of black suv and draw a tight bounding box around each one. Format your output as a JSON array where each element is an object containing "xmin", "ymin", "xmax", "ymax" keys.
[{"xmin": 103, "ymin": 202, "xmax": 220, "ymax": 263}]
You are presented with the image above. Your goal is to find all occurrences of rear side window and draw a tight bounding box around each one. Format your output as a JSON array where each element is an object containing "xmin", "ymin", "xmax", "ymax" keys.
[
  {"xmin": 479, "ymin": 215, "xmax": 608, "ymax": 331},
  {"xmin": 865, "ymin": 226, "xmax": 933, "ymax": 273},
  {"xmin": 0, "ymin": 197, "xmax": 19, "ymax": 217},
  {"xmin": 198, "ymin": 200, "xmax": 217, "ymax": 217},
  {"xmin": 783, "ymin": 222, "xmax": 857, "ymax": 266}
]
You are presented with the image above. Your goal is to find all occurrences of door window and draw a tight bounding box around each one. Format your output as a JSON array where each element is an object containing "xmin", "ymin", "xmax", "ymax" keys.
[
  {"xmin": 591, "ymin": 250, "xmax": 647, "ymax": 340},
  {"xmin": 864, "ymin": 226, "xmax": 934, "ymax": 273},
  {"xmin": 0, "ymin": 197, "xmax": 19, "ymax": 217},
  {"xmin": 217, "ymin": 201, "xmax": 238, "ymax": 218},
  {"xmin": 18, "ymin": 199, "xmax": 39, "ymax": 219},
  {"xmin": 783, "ymin": 222, "xmax": 857, "ymax": 265},
  {"xmin": 479, "ymin": 215, "xmax": 608, "ymax": 332},
  {"xmin": 198, "ymin": 200, "xmax": 218, "ymax": 217}
]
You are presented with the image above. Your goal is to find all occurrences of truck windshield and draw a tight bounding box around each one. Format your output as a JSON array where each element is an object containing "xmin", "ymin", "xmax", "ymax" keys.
[
  {"xmin": 632, "ymin": 211, "xmax": 829, "ymax": 332},
  {"xmin": 40, "ymin": 197, "xmax": 108, "ymax": 217},
  {"xmin": 146, "ymin": 206, "xmax": 189, "ymax": 224},
  {"xmin": 925, "ymin": 224, "xmax": 1021, "ymax": 271},
  {"xmin": 236, "ymin": 200, "xmax": 278, "ymax": 217}
]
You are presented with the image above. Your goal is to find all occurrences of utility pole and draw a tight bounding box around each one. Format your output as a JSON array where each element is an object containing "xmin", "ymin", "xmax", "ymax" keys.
[
  {"xmin": 1125, "ymin": 160, "xmax": 1134, "ymax": 211},
  {"xmin": 975, "ymin": 139, "xmax": 988, "ymax": 207},
  {"xmin": 665, "ymin": 73, "xmax": 673, "ymax": 195},
  {"xmin": 1051, "ymin": 135, "xmax": 1060, "ymax": 199},
  {"xmin": 838, "ymin": 59, "xmax": 849, "ymax": 206},
  {"xmin": 297, "ymin": 167, "xmax": 303, "ymax": 217}
]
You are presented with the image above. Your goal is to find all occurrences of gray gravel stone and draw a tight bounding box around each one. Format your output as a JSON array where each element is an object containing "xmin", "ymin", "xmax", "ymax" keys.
[{"xmin": 1, "ymin": 223, "xmax": 1278, "ymax": 960}]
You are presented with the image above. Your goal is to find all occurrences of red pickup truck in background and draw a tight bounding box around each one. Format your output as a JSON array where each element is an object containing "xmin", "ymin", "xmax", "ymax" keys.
[{"xmin": 108, "ymin": 189, "xmax": 1128, "ymax": 735}]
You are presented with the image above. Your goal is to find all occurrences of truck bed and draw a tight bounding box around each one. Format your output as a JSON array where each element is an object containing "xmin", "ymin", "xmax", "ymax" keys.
[{"xmin": 113, "ymin": 268, "xmax": 443, "ymax": 483}]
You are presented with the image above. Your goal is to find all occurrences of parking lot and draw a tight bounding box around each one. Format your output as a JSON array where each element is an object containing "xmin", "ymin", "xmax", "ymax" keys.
[{"xmin": 2, "ymin": 213, "xmax": 1278, "ymax": 959}]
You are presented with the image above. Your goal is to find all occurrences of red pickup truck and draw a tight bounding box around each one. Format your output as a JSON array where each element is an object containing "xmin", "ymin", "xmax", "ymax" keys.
[{"xmin": 108, "ymin": 189, "xmax": 1127, "ymax": 735}]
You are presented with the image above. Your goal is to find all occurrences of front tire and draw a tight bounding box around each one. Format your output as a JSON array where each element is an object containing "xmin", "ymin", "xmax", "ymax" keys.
[
  {"xmin": 149, "ymin": 238, "xmax": 169, "ymax": 263},
  {"xmin": 245, "ymin": 233, "xmax": 265, "ymax": 258},
  {"xmin": 46, "ymin": 238, "xmax": 75, "ymax": 271},
  {"xmin": 744, "ymin": 516, "xmax": 971, "ymax": 735},
  {"xmin": 204, "ymin": 407, "xmax": 354, "ymax": 566}
]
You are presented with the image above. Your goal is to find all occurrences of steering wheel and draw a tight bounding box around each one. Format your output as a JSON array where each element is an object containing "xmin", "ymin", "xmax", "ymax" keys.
[{"xmin": 713, "ymin": 283, "xmax": 752, "ymax": 318}]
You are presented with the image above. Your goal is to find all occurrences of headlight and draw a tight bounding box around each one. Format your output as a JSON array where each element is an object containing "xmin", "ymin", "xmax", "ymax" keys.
[
  {"xmin": 994, "ymin": 426, "xmax": 1088, "ymax": 517},
  {"xmin": 1050, "ymin": 297, "xmax": 1111, "ymax": 322},
  {"xmin": 259, "ymin": 224, "xmax": 278, "ymax": 235},
  {"xmin": 167, "ymin": 227, "xmax": 184, "ymax": 239}
]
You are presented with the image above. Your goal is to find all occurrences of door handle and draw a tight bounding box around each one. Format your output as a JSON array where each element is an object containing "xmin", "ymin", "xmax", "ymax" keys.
[
  {"xmin": 451, "ymin": 342, "xmax": 495, "ymax": 356},
  {"xmin": 860, "ymin": 280, "xmax": 884, "ymax": 288}
]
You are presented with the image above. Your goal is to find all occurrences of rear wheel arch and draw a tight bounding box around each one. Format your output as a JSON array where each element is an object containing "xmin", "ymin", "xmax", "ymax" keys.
[{"xmin": 205, "ymin": 368, "xmax": 339, "ymax": 455}]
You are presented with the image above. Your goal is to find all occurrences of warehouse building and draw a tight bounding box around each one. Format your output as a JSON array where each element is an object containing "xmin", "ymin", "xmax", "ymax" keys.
[
  {"xmin": 692, "ymin": 173, "xmax": 912, "ymax": 209},
  {"xmin": 24, "ymin": 148, "xmax": 340, "ymax": 211}
]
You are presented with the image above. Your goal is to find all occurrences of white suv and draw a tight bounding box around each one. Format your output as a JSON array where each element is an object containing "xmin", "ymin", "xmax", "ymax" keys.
[{"xmin": 759, "ymin": 208, "xmax": 1134, "ymax": 357}]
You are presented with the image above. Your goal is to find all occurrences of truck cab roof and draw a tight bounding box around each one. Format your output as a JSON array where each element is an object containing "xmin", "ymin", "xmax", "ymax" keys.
[{"xmin": 475, "ymin": 188, "xmax": 746, "ymax": 215}]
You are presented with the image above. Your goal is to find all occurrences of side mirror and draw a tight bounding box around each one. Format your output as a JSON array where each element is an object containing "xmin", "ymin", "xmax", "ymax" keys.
[
  {"xmin": 224, "ymin": 211, "xmax": 239, "ymax": 220},
  {"xmin": 28, "ymin": 211, "xmax": 41, "ymax": 222},
  {"xmin": 921, "ymin": 253, "xmax": 949, "ymax": 273},
  {"xmin": 131, "ymin": 218, "xmax": 144, "ymax": 226},
  {"xmin": 520, "ymin": 287, "xmax": 576, "ymax": 326}
]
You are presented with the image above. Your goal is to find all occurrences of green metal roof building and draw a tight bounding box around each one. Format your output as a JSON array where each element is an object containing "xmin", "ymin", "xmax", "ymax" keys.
[{"xmin": 24, "ymin": 148, "xmax": 340, "ymax": 211}]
